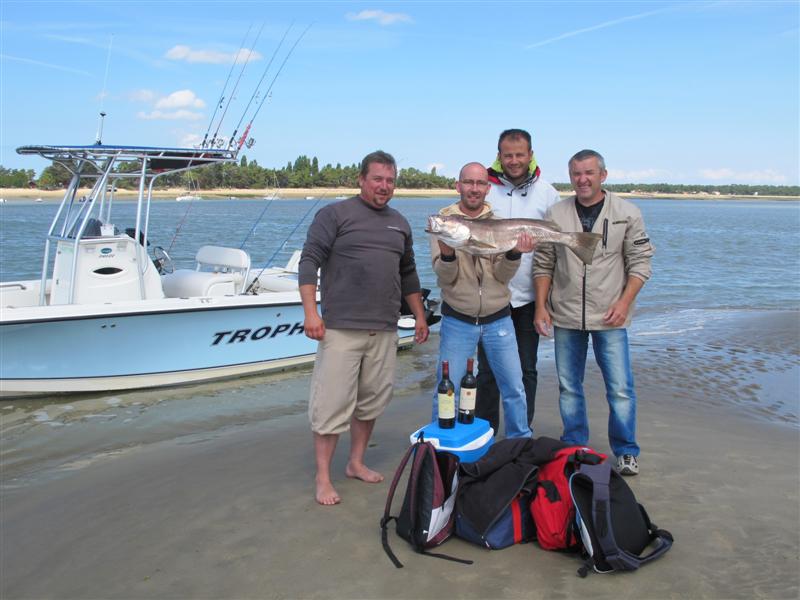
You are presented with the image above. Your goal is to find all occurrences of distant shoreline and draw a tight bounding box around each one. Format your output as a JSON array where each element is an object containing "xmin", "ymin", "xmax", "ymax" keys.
[{"xmin": 1, "ymin": 187, "xmax": 798, "ymax": 202}]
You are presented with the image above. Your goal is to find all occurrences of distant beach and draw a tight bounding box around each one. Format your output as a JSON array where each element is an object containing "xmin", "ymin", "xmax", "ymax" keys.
[{"xmin": 2, "ymin": 187, "xmax": 798, "ymax": 201}]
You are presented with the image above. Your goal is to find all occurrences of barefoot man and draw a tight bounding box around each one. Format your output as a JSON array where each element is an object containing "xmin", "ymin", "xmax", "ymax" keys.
[{"xmin": 298, "ymin": 150, "xmax": 429, "ymax": 505}]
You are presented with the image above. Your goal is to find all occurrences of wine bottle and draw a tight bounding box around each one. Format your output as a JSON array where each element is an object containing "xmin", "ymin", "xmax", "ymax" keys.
[
  {"xmin": 437, "ymin": 360, "xmax": 455, "ymax": 429},
  {"xmin": 458, "ymin": 357, "xmax": 477, "ymax": 424}
]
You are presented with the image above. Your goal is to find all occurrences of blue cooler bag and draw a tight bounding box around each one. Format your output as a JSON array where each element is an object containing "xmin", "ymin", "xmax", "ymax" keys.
[
  {"xmin": 455, "ymin": 492, "xmax": 535, "ymax": 549},
  {"xmin": 409, "ymin": 419, "xmax": 494, "ymax": 464}
]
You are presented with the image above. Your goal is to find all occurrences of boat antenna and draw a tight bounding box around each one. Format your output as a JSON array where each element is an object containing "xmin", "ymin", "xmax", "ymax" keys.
[
  {"xmin": 231, "ymin": 23, "xmax": 312, "ymax": 152},
  {"xmin": 227, "ymin": 21, "xmax": 295, "ymax": 151},
  {"xmin": 95, "ymin": 34, "xmax": 114, "ymax": 145},
  {"xmin": 209, "ymin": 22, "xmax": 265, "ymax": 149},
  {"xmin": 201, "ymin": 23, "xmax": 253, "ymax": 149},
  {"xmin": 244, "ymin": 194, "xmax": 323, "ymax": 294}
]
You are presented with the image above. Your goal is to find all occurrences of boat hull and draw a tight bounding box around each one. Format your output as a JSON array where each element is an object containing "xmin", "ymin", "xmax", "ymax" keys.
[{"xmin": 0, "ymin": 296, "xmax": 416, "ymax": 397}]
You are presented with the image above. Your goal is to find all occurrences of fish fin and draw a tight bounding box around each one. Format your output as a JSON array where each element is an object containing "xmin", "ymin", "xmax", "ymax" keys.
[
  {"xmin": 469, "ymin": 237, "xmax": 498, "ymax": 249},
  {"xmin": 542, "ymin": 220, "xmax": 562, "ymax": 232},
  {"xmin": 567, "ymin": 233, "xmax": 603, "ymax": 265}
]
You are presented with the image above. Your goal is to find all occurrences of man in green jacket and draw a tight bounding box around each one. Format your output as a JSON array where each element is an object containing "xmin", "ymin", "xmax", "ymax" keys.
[{"xmin": 533, "ymin": 149, "xmax": 654, "ymax": 475}]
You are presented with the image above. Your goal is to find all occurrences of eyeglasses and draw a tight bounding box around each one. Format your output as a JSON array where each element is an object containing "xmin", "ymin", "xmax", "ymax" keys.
[{"xmin": 459, "ymin": 179, "xmax": 489, "ymax": 188}]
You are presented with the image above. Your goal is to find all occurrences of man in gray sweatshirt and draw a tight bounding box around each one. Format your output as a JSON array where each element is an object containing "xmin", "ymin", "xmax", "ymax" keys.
[{"xmin": 299, "ymin": 150, "xmax": 429, "ymax": 505}]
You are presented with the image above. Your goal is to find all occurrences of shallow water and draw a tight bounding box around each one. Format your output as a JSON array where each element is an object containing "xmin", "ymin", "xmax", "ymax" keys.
[
  {"xmin": 2, "ymin": 196, "xmax": 799, "ymax": 314},
  {"xmin": 1, "ymin": 197, "xmax": 798, "ymax": 473}
]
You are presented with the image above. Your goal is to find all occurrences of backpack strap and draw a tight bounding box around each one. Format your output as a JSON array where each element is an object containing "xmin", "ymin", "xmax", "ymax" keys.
[
  {"xmin": 633, "ymin": 504, "xmax": 675, "ymax": 566},
  {"xmin": 381, "ymin": 440, "xmax": 473, "ymax": 568},
  {"xmin": 578, "ymin": 463, "xmax": 674, "ymax": 572},
  {"xmin": 380, "ymin": 440, "xmax": 420, "ymax": 568},
  {"xmin": 409, "ymin": 443, "xmax": 474, "ymax": 566}
]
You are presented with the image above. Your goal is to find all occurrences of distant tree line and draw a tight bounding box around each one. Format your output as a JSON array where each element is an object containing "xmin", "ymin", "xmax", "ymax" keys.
[
  {"xmin": 0, "ymin": 167, "xmax": 36, "ymax": 188},
  {"xmin": 552, "ymin": 182, "xmax": 800, "ymax": 197},
  {"xmin": 2, "ymin": 159, "xmax": 798, "ymax": 196},
  {"xmin": 0, "ymin": 155, "xmax": 456, "ymax": 191}
]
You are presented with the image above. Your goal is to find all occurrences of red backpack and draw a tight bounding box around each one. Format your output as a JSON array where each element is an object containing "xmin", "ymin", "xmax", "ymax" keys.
[{"xmin": 531, "ymin": 446, "xmax": 606, "ymax": 551}]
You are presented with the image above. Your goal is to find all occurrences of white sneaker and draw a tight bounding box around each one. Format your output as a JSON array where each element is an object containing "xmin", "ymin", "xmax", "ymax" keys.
[{"xmin": 616, "ymin": 454, "xmax": 639, "ymax": 476}]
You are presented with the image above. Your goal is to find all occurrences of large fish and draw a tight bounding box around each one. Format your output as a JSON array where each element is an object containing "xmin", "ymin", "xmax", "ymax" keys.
[{"xmin": 426, "ymin": 215, "xmax": 602, "ymax": 265}]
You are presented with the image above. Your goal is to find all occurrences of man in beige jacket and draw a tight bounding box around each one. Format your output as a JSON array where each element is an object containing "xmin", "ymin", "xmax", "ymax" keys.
[
  {"xmin": 534, "ymin": 149, "xmax": 654, "ymax": 475},
  {"xmin": 431, "ymin": 162, "xmax": 535, "ymax": 438}
]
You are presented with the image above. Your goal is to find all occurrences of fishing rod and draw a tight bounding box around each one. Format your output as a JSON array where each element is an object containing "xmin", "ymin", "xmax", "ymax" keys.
[
  {"xmin": 227, "ymin": 22, "xmax": 294, "ymax": 150},
  {"xmin": 231, "ymin": 23, "xmax": 312, "ymax": 152},
  {"xmin": 244, "ymin": 194, "xmax": 323, "ymax": 294},
  {"xmin": 202, "ymin": 23, "xmax": 253, "ymax": 149},
  {"xmin": 209, "ymin": 22, "xmax": 265, "ymax": 149},
  {"xmin": 239, "ymin": 173, "xmax": 282, "ymax": 249},
  {"xmin": 166, "ymin": 172, "xmax": 199, "ymax": 253}
]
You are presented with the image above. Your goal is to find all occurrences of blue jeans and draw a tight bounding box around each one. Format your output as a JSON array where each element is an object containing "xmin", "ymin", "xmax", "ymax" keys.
[
  {"xmin": 433, "ymin": 315, "xmax": 531, "ymax": 439},
  {"xmin": 554, "ymin": 326, "xmax": 639, "ymax": 457},
  {"xmin": 476, "ymin": 301, "xmax": 539, "ymax": 434}
]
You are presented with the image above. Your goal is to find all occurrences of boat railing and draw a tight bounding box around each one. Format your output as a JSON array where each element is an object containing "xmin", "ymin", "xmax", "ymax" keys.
[{"xmin": 17, "ymin": 144, "xmax": 237, "ymax": 306}]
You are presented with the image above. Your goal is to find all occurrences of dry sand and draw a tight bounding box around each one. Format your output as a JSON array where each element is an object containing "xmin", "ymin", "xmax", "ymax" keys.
[{"xmin": 1, "ymin": 311, "xmax": 798, "ymax": 599}]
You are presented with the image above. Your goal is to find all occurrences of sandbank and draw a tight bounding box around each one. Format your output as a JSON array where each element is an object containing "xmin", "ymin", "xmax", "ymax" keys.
[
  {"xmin": 0, "ymin": 187, "xmax": 458, "ymax": 201},
  {"xmin": 1, "ymin": 310, "xmax": 798, "ymax": 599}
]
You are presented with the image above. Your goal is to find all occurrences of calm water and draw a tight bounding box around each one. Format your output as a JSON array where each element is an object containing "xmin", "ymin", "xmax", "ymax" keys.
[
  {"xmin": 1, "ymin": 196, "xmax": 798, "ymax": 437},
  {"xmin": 2, "ymin": 196, "xmax": 799, "ymax": 317}
]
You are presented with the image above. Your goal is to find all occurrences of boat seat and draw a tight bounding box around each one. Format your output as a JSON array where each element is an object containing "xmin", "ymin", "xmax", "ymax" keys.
[
  {"xmin": 161, "ymin": 245, "xmax": 251, "ymax": 298},
  {"xmin": 161, "ymin": 270, "xmax": 244, "ymax": 297},
  {"xmin": 247, "ymin": 270, "xmax": 299, "ymax": 292}
]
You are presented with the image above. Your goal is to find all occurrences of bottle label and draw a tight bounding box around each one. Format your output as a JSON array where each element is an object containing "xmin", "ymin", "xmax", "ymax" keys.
[
  {"xmin": 460, "ymin": 388, "xmax": 476, "ymax": 411},
  {"xmin": 438, "ymin": 392, "xmax": 455, "ymax": 419}
]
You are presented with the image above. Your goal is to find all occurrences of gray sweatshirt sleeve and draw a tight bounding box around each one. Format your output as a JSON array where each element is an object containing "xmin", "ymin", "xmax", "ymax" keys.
[
  {"xmin": 298, "ymin": 207, "xmax": 336, "ymax": 286},
  {"xmin": 399, "ymin": 227, "xmax": 421, "ymax": 296}
]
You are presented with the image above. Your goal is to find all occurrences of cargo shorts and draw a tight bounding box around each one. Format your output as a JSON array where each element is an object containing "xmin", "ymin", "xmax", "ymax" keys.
[{"xmin": 309, "ymin": 328, "xmax": 399, "ymax": 435}]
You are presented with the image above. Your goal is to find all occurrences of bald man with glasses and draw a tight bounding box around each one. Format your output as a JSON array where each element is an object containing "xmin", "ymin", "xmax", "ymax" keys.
[{"xmin": 430, "ymin": 161, "xmax": 536, "ymax": 439}]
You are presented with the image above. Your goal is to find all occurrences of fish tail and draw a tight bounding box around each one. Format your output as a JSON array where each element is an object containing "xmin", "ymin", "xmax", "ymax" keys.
[{"xmin": 566, "ymin": 232, "xmax": 602, "ymax": 265}]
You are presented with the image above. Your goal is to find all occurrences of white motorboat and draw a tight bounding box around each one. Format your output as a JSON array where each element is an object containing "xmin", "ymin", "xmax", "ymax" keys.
[
  {"xmin": 0, "ymin": 144, "xmax": 438, "ymax": 397},
  {"xmin": 175, "ymin": 194, "xmax": 201, "ymax": 202}
]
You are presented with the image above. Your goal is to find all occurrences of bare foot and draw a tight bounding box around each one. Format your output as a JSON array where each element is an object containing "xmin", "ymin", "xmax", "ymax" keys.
[
  {"xmin": 345, "ymin": 462, "xmax": 384, "ymax": 483},
  {"xmin": 315, "ymin": 479, "xmax": 341, "ymax": 506}
]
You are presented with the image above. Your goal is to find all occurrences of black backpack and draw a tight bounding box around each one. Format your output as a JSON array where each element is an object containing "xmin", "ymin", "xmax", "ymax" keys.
[
  {"xmin": 569, "ymin": 461, "xmax": 674, "ymax": 576},
  {"xmin": 380, "ymin": 436, "xmax": 471, "ymax": 568}
]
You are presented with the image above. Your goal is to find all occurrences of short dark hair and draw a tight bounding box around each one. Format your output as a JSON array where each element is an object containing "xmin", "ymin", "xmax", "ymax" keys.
[
  {"xmin": 498, "ymin": 129, "xmax": 532, "ymax": 152},
  {"xmin": 359, "ymin": 150, "xmax": 397, "ymax": 178},
  {"xmin": 569, "ymin": 149, "xmax": 606, "ymax": 171}
]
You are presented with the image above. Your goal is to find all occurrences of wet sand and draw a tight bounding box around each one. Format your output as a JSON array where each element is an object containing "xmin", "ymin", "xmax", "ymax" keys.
[{"xmin": 1, "ymin": 310, "xmax": 798, "ymax": 599}]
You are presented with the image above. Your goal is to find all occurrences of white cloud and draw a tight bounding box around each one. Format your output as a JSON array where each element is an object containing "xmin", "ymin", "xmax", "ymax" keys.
[
  {"xmin": 699, "ymin": 168, "xmax": 788, "ymax": 184},
  {"xmin": 165, "ymin": 44, "xmax": 262, "ymax": 64},
  {"xmin": 428, "ymin": 162, "xmax": 446, "ymax": 174},
  {"xmin": 127, "ymin": 89, "xmax": 157, "ymax": 103},
  {"xmin": 346, "ymin": 10, "xmax": 413, "ymax": 26},
  {"xmin": 137, "ymin": 109, "xmax": 204, "ymax": 121},
  {"xmin": 180, "ymin": 133, "xmax": 204, "ymax": 148},
  {"xmin": 155, "ymin": 89, "xmax": 205, "ymax": 110}
]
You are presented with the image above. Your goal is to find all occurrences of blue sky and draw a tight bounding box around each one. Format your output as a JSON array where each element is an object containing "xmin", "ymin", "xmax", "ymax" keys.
[{"xmin": 1, "ymin": 1, "xmax": 798, "ymax": 185}]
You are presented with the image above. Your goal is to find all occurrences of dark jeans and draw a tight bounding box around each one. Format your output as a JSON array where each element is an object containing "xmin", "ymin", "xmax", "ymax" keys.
[{"xmin": 476, "ymin": 301, "xmax": 539, "ymax": 434}]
